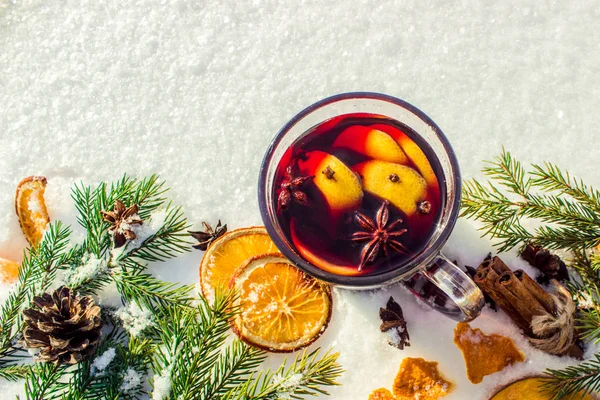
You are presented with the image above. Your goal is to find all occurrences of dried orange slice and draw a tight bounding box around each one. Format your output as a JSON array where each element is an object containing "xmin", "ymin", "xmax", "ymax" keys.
[
  {"xmin": 230, "ymin": 253, "xmax": 332, "ymax": 352},
  {"xmin": 0, "ymin": 257, "xmax": 20, "ymax": 284},
  {"xmin": 199, "ymin": 226, "xmax": 279, "ymax": 300},
  {"xmin": 15, "ymin": 176, "xmax": 50, "ymax": 246}
]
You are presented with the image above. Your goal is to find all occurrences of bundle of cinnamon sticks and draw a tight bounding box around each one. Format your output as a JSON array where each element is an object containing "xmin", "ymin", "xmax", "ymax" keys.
[{"xmin": 473, "ymin": 256, "xmax": 583, "ymax": 359}]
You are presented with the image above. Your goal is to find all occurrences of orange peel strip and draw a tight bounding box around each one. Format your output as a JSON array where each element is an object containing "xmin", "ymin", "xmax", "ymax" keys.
[
  {"xmin": 454, "ymin": 322, "xmax": 525, "ymax": 384},
  {"xmin": 393, "ymin": 357, "xmax": 453, "ymax": 400}
]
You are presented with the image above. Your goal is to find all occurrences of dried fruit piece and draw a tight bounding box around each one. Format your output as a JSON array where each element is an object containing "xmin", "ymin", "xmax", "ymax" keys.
[
  {"xmin": 490, "ymin": 377, "xmax": 595, "ymax": 400},
  {"xmin": 353, "ymin": 160, "xmax": 428, "ymax": 217},
  {"xmin": 199, "ymin": 226, "xmax": 279, "ymax": 300},
  {"xmin": 230, "ymin": 253, "xmax": 332, "ymax": 352},
  {"xmin": 0, "ymin": 257, "xmax": 20, "ymax": 284},
  {"xmin": 15, "ymin": 176, "xmax": 50, "ymax": 246},
  {"xmin": 332, "ymin": 125, "xmax": 409, "ymax": 164},
  {"xmin": 368, "ymin": 388, "xmax": 395, "ymax": 400},
  {"xmin": 454, "ymin": 322, "xmax": 524, "ymax": 384},
  {"xmin": 392, "ymin": 357, "xmax": 453, "ymax": 400},
  {"xmin": 299, "ymin": 150, "xmax": 363, "ymax": 217}
]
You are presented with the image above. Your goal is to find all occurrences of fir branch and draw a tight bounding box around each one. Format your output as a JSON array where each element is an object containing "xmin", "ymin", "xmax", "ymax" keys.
[
  {"xmin": 226, "ymin": 349, "xmax": 343, "ymax": 400},
  {"xmin": 0, "ymin": 222, "xmax": 73, "ymax": 359},
  {"xmin": 461, "ymin": 150, "xmax": 600, "ymax": 252},
  {"xmin": 0, "ymin": 364, "xmax": 31, "ymax": 381},
  {"xmin": 544, "ymin": 353, "xmax": 600, "ymax": 399},
  {"xmin": 531, "ymin": 162, "xmax": 600, "ymax": 214},
  {"xmin": 121, "ymin": 203, "xmax": 191, "ymax": 264},
  {"xmin": 113, "ymin": 268, "xmax": 194, "ymax": 312},
  {"xmin": 24, "ymin": 363, "xmax": 68, "ymax": 400},
  {"xmin": 151, "ymin": 293, "xmax": 235, "ymax": 399},
  {"xmin": 200, "ymin": 340, "xmax": 266, "ymax": 399}
]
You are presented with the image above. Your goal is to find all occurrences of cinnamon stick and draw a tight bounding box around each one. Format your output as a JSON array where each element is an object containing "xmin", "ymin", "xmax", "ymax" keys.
[
  {"xmin": 514, "ymin": 270, "xmax": 555, "ymax": 315},
  {"xmin": 497, "ymin": 271, "xmax": 549, "ymax": 325},
  {"xmin": 479, "ymin": 256, "xmax": 511, "ymax": 275},
  {"xmin": 474, "ymin": 266, "xmax": 530, "ymax": 333}
]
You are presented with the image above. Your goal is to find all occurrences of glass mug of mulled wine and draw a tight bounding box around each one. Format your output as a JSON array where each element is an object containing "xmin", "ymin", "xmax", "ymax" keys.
[{"xmin": 258, "ymin": 92, "xmax": 485, "ymax": 321}]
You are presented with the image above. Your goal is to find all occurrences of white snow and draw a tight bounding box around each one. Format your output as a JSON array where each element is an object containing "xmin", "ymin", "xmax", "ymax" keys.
[
  {"xmin": 115, "ymin": 302, "xmax": 154, "ymax": 337},
  {"xmin": 151, "ymin": 368, "xmax": 172, "ymax": 400},
  {"xmin": 1, "ymin": 1, "xmax": 600, "ymax": 399},
  {"xmin": 67, "ymin": 253, "xmax": 107, "ymax": 286},
  {"xmin": 91, "ymin": 347, "xmax": 116, "ymax": 376},
  {"xmin": 120, "ymin": 368, "xmax": 142, "ymax": 393}
]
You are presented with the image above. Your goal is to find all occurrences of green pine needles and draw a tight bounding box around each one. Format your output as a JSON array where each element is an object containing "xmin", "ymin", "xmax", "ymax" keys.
[
  {"xmin": 0, "ymin": 175, "xmax": 342, "ymax": 399},
  {"xmin": 461, "ymin": 150, "xmax": 600, "ymax": 399}
]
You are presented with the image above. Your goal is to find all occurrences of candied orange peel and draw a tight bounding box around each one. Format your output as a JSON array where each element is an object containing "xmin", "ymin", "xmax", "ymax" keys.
[
  {"xmin": 368, "ymin": 388, "xmax": 395, "ymax": 400},
  {"xmin": 0, "ymin": 257, "xmax": 20, "ymax": 284},
  {"xmin": 15, "ymin": 176, "xmax": 50, "ymax": 247},
  {"xmin": 392, "ymin": 357, "xmax": 453, "ymax": 400},
  {"xmin": 454, "ymin": 322, "xmax": 525, "ymax": 384}
]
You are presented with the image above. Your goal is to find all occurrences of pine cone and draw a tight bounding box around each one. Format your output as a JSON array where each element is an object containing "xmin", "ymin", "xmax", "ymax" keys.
[{"xmin": 22, "ymin": 286, "xmax": 102, "ymax": 365}]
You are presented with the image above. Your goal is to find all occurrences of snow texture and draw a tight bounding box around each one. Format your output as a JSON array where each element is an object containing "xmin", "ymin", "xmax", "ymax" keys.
[
  {"xmin": 91, "ymin": 347, "xmax": 116, "ymax": 376},
  {"xmin": 115, "ymin": 302, "xmax": 154, "ymax": 338},
  {"xmin": 1, "ymin": 1, "xmax": 600, "ymax": 399},
  {"xmin": 120, "ymin": 368, "xmax": 142, "ymax": 393}
]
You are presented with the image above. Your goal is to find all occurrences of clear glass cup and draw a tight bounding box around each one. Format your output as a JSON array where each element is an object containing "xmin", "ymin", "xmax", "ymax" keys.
[{"xmin": 258, "ymin": 92, "xmax": 484, "ymax": 321}]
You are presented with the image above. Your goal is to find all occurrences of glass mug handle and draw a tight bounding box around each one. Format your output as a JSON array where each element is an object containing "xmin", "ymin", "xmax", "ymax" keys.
[{"xmin": 402, "ymin": 253, "xmax": 485, "ymax": 321}]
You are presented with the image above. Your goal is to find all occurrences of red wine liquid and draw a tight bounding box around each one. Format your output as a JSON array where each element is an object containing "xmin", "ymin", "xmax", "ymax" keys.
[{"xmin": 274, "ymin": 113, "xmax": 444, "ymax": 277}]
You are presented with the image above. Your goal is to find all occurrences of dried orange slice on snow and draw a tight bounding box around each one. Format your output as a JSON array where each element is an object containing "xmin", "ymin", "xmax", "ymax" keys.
[
  {"xmin": 15, "ymin": 176, "xmax": 50, "ymax": 246},
  {"xmin": 230, "ymin": 253, "xmax": 332, "ymax": 352},
  {"xmin": 0, "ymin": 257, "xmax": 20, "ymax": 284},
  {"xmin": 199, "ymin": 226, "xmax": 279, "ymax": 300}
]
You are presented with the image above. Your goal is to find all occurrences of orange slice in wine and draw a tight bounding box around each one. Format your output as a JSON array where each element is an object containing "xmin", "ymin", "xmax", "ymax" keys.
[
  {"xmin": 332, "ymin": 125, "xmax": 409, "ymax": 164},
  {"xmin": 371, "ymin": 123, "xmax": 439, "ymax": 193},
  {"xmin": 230, "ymin": 253, "xmax": 332, "ymax": 352},
  {"xmin": 15, "ymin": 176, "xmax": 50, "ymax": 247},
  {"xmin": 299, "ymin": 150, "xmax": 363, "ymax": 218},
  {"xmin": 353, "ymin": 160, "xmax": 428, "ymax": 217},
  {"xmin": 199, "ymin": 226, "xmax": 279, "ymax": 300},
  {"xmin": 0, "ymin": 257, "xmax": 20, "ymax": 284}
]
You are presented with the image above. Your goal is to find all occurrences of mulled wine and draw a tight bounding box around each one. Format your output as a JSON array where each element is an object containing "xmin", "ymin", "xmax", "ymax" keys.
[{"xmin": 273, "ymin": 113, "xmax": 444, "ymax": 277}]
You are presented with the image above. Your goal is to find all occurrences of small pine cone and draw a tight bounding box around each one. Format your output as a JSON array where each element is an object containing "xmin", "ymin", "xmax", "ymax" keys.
[{"xmin": 22, "ymin": 286, "xmax": 102, "ymax": 365}]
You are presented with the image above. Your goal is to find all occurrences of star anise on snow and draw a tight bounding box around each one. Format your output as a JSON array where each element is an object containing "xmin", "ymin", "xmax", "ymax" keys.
[
  {"xmin": 350, "ymin": 200, "xmax": 408, "ymax": 271},
  {"xmin": 379, "ymin": 296, "xmax": 410, "ymax": 350},
  {"xmin": 277, "ymin": 164, "xmax": 314, "ymax": 212},
  {"xmin": 101, "ymin": 199, "xmax": 143, "ymax": 248},
  {"xmin": 189, "ymin": 220, "xmax": 227, "ymax": 251}
]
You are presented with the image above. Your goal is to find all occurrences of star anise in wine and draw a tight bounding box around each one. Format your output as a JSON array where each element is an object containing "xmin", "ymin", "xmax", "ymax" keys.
[
  {"xmin": 350, "ymin": 200, "xmax": 408, "ymax": 271},
  {"xmin": 101, "ymin": 199, "xmax": 143, "ymax": 248},
  {"xmin": 189, "ymin": 220, "xmax": 227, "ymax": 251},
  {"xmin": 277, "ymin": 164, "xmax": 314, "ymax": 212}
]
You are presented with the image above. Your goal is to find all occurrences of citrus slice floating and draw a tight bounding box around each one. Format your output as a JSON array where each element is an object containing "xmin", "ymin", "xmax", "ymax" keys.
[
  {"xmin": 199, "ymin": 226, "xmax": 279, "ymax": 300},
  {"xmin": 371, "ymin": 123, "xmax": 440, "ymax": 193},
  {"xmin": 15, "ymin": 176, "xmax": 50, "ymax": 247},
  {"xmin": 332, "ymin": 125, "xmax": 409, "ymax": 164},
  {"xmin": 353, "ymin": 160, "xmax": 428, "ymax": 217},
  {"xmin": 0, "ymin": 257, "xmax": 20, "ymax": 284},
  {"xmin": 299, "ymin": 150, "xmax": 363, "ymax": 218},
  {"xmin": 230, "ymin": 253, "xmax": 332, "ymax": 352}
]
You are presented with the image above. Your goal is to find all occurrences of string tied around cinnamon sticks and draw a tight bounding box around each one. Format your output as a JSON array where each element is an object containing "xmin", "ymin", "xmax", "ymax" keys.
[{"xmin": 474, "ymin": 256, "xmax": 583, "ymax": 359}]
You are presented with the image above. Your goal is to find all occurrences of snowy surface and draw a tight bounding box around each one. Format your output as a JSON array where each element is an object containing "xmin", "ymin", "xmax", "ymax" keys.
[{"xmin": 1, "ymin": 1, "xmax": 600, "ymax": 399}]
